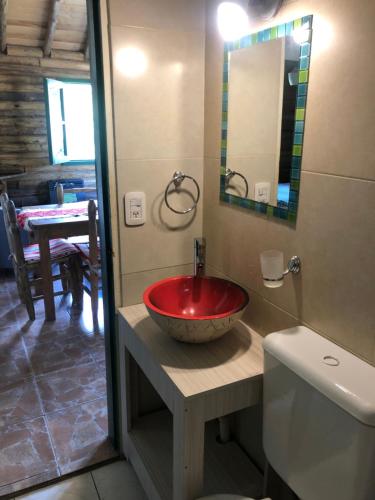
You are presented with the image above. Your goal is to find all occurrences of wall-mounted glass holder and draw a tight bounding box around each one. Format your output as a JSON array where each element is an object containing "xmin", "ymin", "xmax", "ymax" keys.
[{"xmin": 260, "ymin": 250, "xmax": 301, "ymax": 288}]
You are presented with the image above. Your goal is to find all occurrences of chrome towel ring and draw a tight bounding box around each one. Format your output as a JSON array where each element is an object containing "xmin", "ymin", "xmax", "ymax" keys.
[
  {"xmin": 225, "ymin": 168, "xmax": 249, "ymax": 198},
  {"xmin": 164, "ymin": 171, "xmax": 200, "ymax": 215}
]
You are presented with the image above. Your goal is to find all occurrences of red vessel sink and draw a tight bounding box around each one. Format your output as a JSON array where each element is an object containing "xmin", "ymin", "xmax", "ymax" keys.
[{"xmin": 143, "ymin": 275, "xmax": 249, "ymax": 343}]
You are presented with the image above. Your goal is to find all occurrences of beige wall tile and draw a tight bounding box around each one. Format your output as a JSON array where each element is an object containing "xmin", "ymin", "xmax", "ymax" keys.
[
  {"xmin": 242, "ymin": 290, "xmax": 300, "ymax": 337},
  {"xmin": 203, "ymin": 0, "xmax": 375, "ymax": 365},
  {"xmin": 204, "ymin": 3, "xmax": 223, "ymax": 159},
  {"xmin": 122, "ymin": 265, "xmax": 192, "ymax": 306},
  {"xmin": 204, "ymin": 158, "xmax": 294, "ymax": 299},
  {"xmin": 295, "ymin": 172, "xmax": 375, "ymax": 362},
  {"xmin": 116, "ymin": 158, "xmax": 203, "ymax": 274},
  {"xmin": 107, "ymin": 0, "xmax": 205, "ymax": 308},
  {"xmin": 204, "ymin": 159, "xmax": 375, "ymax": 365},
  {"xmin": 302, "ymin": 28, "xmax": 375, "ymax": 180},
  {"xmin": 108, "ymin": 0, "xmax": 375, "ymax": 366},
  {"xmin": 206, "ymin": 264, "xmax": 299, "ymax": 337},
  {"xmin": 111, "ymin": 25, "xmax": 204, "ymax": 161},
  {"xmin": 108, "ymin": 0, "xmax": 205, "ymax": 32},
  {"xmin": 207, "ymin": 0, "xmax": 375, "ymax": 179}
]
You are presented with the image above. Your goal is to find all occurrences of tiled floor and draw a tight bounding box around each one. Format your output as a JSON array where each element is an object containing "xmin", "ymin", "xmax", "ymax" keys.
[
  {"xmin": 0, "ymin": 272, "xmax": 117, "ymax": 497},
  {"xmin": 10, "ymin": 460, "xmax": 147, "ymax": 500}
]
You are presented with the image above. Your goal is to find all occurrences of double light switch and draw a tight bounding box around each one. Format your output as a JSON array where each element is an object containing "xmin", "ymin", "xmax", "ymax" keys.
[{"xmin": 124, "ymin": 192, "xmax": 146, "ymax": 226}]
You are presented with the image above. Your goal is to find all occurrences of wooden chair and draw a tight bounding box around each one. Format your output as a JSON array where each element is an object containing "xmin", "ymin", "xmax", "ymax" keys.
[
  {"xmin": 75, "ymin": 199, "xmax": 101, "ymax": 320},
  {"xmin": 56, "ymin": 183, "xmax": 97, "ymax": 205},
  {"xmin": 0, "ymin": 193, "xmax": 82, "ymax": 321},
  {"xmin": 56, "ymin": 183, "xmax": 97, "ymax": 246}
]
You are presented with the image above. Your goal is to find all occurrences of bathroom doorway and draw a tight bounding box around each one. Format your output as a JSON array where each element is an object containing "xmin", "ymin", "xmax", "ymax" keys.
[{"xmin": 0, "ymin": 0, "xmax": 118, "ymax": 495}]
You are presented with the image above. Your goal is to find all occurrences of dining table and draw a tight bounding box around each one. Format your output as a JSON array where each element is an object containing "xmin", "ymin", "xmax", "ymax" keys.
[{"xmin": 17, "ymin": 201, "xmax": 94, "ymax": 321}]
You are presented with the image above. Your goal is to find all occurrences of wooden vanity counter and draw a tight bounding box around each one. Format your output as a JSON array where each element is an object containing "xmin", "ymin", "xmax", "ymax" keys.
[{"xmin": 118, "ymin": 304, "xmax": 264, "ymax": 500}]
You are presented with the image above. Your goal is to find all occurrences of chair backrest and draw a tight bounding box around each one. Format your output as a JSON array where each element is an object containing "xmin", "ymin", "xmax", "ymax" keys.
[
  {"xmin": 88, "ymin": 199, "xmax": 99, "ymax": 266},
  {"xmin": 0, "ymin": 194, "xmax": 25, "ymax": 267},
  {"xmin": 55, "ymin": 183, "xmax": 97, "ymax": 205},
  {"xmin": 0, "ymin": 192, "xmax": 9, "ymax": 215},
  {"xmin": 56, "ymin": 183, "xmax": 64, "ymax": 205},
  {"xmin": 0, "ymin": 192, "xmax": 11, "ymax": 245}
]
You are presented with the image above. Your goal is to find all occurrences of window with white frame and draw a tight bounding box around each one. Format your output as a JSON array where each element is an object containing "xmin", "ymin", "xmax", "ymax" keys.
[{"xmin": 45, "ymin": 78, "xmax": 95, "ymax": 164}]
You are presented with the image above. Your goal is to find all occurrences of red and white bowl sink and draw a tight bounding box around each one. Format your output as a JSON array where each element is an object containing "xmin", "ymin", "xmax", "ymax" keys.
[{"xmin": 143, "ymin": 275, "xmax": 249, "ymax": 343}]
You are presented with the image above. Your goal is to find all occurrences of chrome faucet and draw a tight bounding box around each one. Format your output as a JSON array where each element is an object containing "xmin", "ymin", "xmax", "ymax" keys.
[{"xmin": 194, "ymin": 237, "xmax": 206, "ymax": 277}]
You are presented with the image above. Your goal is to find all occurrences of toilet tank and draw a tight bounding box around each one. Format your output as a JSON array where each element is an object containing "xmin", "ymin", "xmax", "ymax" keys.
[{"xmin": 262, "ymin": 327, "xmax": 375, "ymax": 500}]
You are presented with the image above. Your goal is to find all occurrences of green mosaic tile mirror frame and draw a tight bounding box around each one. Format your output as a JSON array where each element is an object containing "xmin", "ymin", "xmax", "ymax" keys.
[{"xmin": 220, "ymin": 15, "xmax": 313, "ymax": 223}]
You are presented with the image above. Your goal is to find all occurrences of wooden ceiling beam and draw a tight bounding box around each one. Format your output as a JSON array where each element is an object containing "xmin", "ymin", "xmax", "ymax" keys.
[
  {"xmin": 0, "ymin": 0, "xmax": 9, "ymax": 54},
  {"xmin": 44, "ymin": 0, "xmax": 62, "ymax": 57}
]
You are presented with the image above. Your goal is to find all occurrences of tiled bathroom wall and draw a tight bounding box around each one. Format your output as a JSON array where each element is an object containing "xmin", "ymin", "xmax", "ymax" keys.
[
  {"xmin": 104, "ymin": 0, "xmax": 375, "ymax": 481},
  {"xmin": 203, "ymin": 0, "xmax": 375, "ymax": 366},
  {"xmin": 107, "ymin": 0, "xmax": 205, "ymax": 305},
  {"xmin": 105, "ymin": 0, "xmax": 375, "ymax": 361}
]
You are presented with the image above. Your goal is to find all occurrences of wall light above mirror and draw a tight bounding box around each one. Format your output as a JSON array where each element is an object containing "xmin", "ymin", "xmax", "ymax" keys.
[
  {"xmin": 217, "ymin": 2, "xmax": 249, "ymax": 41},
  {"xmin": 217, "ymin": 0, "xmax": 285, "ymax": 41},
  {"xmin": 219, "ymin": 16, "xmax": 313, "ymax": 223}
]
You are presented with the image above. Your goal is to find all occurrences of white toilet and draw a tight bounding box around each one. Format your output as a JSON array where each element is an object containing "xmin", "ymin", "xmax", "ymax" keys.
[{"xmin": 199, "ymin": 326, "xmax": 375, "ymax": 500}]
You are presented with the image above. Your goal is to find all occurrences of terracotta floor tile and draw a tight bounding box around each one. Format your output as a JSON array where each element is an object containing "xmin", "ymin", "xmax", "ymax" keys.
[
  {"xmin": 67, "ymin": 292, "xmax": 104, "ymax": 334},
  {"xmin": 97, "ymin": 360, "xmax": 107, "ymax": 373},
  {"xmin": 20, "ymin": 311, "xmax": 73, "ymax": 333},
  {"xmin": 87, "ymin": 335, "xmax": 105, "ymax": 364},
  {"xmin": 15, "ymin": 297, "xmax": 73, "ymax": 327},
  {"xmin": 0, "ymin": 321, "xmax": 21, "ymax": 340},
  {"xmin": 37, "ymin": 363, "xmax": 106, "ymax": 413},
  {"xmin": 0, "ymin": 293, "xmax": 15, "ymax": 311},
  {"xmin": 0, "ymin": 343, "xmax": 32, "ymax": 390},
  {"xmin": 46, "ymin": 397, "xmax": 117, "ymax": 475},
  {"xmin": 21, "ymin": 321, "xmax": 93, "ymax": 349},
  {"xmin": 26, "ymin": 336, "xmax": 96, "ymax": 376},
  {"xmin": 0, "ymin": 378, "xmax": 43, "ymax": 428},
  {"xmin": 0, "ymin": 305, "xmax": 18, "ymax": 331},
  {"xmin": 0, "ymin": 273, "xmax": 110, "ymax": 490},
  {"xmin": 0, "ymin": 276, "xmax": 15, "ymax": 293},
  {"xmin": 0, "ymin": 417, "xmax": 58, "ymax": 496},
  {"xmin": 0, "ymin": 325, "xmax": 23, "ymax": 347}
]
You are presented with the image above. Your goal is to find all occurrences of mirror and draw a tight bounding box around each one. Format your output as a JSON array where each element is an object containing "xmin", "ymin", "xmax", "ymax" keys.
[{"xmin": 220, "ymin": 16, "xmax": 313, "ymax": 222}]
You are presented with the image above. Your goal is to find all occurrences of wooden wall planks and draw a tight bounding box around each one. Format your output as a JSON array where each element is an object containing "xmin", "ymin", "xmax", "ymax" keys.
[{"xmin": 0, "ymin": 50, "xmax": 95, "ymax": 206}]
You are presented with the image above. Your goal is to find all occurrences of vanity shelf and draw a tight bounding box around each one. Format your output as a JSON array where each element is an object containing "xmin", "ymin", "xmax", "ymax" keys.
[
  {"xmin": 128, "ymin": 409, "xmax": 263, "ymax": 499},
  {"xmin": 118, "ymin": 304, "xmax": 264, "ymax": 500}
]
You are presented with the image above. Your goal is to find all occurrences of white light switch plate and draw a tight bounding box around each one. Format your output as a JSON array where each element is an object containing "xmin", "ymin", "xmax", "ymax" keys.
[
  {"xmin": 124, "ymin": 192, "xmax": 146, "ymax": 226},
  {"xmin": 254, "ymin": 182, "xmax": 271, "ymax": 203}
]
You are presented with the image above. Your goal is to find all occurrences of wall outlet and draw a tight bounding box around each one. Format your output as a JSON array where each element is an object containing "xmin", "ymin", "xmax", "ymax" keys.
[
  {"xmin": 254, "ymin": 182, "xmax": 271, "ymax": 203},
  {"xmin": 124, "ymin": 192, "xmax": 146, "ymax": 226}
]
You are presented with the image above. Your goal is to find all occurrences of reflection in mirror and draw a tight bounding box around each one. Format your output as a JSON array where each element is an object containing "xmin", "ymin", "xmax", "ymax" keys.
[{"xmin": 220, "ymin": 17, "xmax": 313, "ymax": 222}]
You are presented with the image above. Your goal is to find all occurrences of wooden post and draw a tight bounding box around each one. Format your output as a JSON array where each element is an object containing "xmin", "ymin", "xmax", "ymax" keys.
[
  {"xmin": 84, "ymin": 34, "xmax": 90, "ymax": 61},
  {"xmin": 38, "ymin": 228, "xmax": 55, "ymax": 320},
  {"xmin": 44, "ymin": 0, "xmax": 62, "ymax": 57},
  {"xmin": 173, "ymin": 399, "xmax": 205, "ymax": 500},
  {"xmin": 0, "ymin": 0, "xmax": 8, "ymax": 54}
]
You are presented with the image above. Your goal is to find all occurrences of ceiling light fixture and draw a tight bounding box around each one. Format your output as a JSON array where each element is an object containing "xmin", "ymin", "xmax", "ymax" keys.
[
  {"xmin": 247, "ymin": 0, "xmax": 284, "ymax": 21},
  {"xmin": 217, "ymin": 2, "xmax": 250, "ymax": 42}
]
